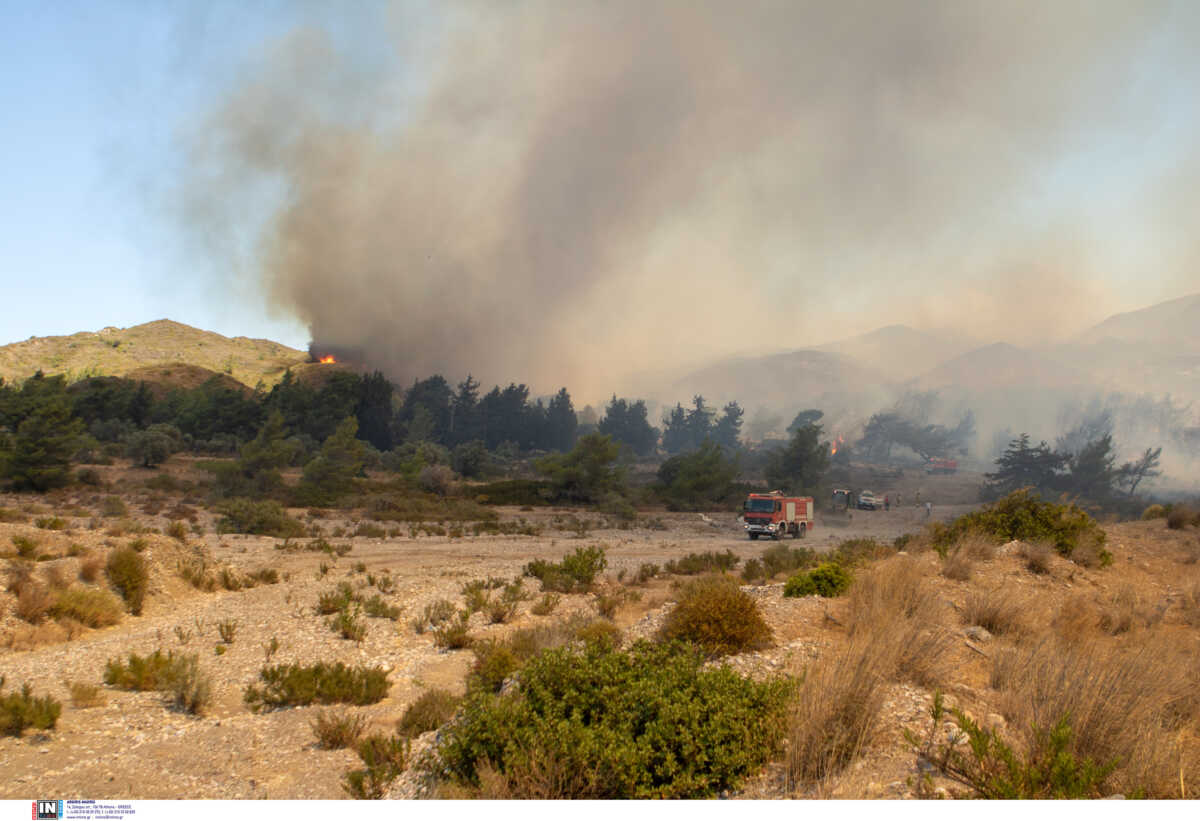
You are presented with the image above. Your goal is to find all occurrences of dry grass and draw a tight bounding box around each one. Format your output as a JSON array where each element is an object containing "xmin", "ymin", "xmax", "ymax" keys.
[
  {"xmin": 844, "ymin": 556, "xmax": 954, "ymax": 688},
  {"xmin": 66, "ymin": 680, "xmax": 106, "ymax": 708},
  {"xmin": 78, "ymin": 554, "xmax": 103, "ymax": 583},
  {"xmin": 3, "ymin": 620, "xmax": 70, "ymax": 651},
  {"xmin": 785, "ymin": 637, "xmax": 890, "ymax": 791},
  {"xmin": 310, "ymin": 708, "xmax": 368, "ymax": 749},
  {"xmin": 1180, "ymin": 583, "xmax": 1200, "ymax": 628},
  {"xmin": 962, "ymin": 588, "xmax": 1029, "ymax": 637},
  {"xmin": 14, "ymin": 583, "xmax": 55, "ymax": 624},
  {"xmin": 1052, "ymin": 595, "xmax": 1099, "ymax": 642},
  {"xmin": 989, "ymin": 635, "xmax": 1199, "ymax": 797},
  {"xmin": 959, "ymin": 532, "xmax": 999, "ymax": 561},
  {"xmin": 940, "ymin": 550, "xmax": 972, "ymax": 581},
  {"xmin": 5, "ymin": 561, "xmax": 34, "ymax": 593},
  {"xmin": 1020, "ymin": 541, "xmax": 1054, "ymax": 574}
]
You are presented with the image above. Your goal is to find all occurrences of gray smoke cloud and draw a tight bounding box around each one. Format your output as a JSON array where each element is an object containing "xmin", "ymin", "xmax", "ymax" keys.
[{"xmin": 177, "ymin": 0, "xmax": 1187, "ymax": 399}]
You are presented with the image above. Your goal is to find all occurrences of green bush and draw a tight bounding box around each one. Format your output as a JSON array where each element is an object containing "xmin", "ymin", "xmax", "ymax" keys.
[
  {"xmin": 50, "ymin": 586, "xmax": 124, "ymax": 627},
  {"xmin": 411, "ymin": 599, "xmax": 456, "ymax": 634},
  {"xmin": 35, "ymin": 516, "xmax": 67, "ymax": 530},
  {"xmin": 432, "ymin": 611, "xmax": 472, "ymax": 649},
  {"xmin": 658, "ymin": 575, "xmax": 772, "ymax": 657},
  {"xmin": 397, "ymin": 689, "xmax": 461, "ymax": 738},
  {"xmin": 0, "ymin": 677, "xmax": 62, "ymax": 737},
  {"xmin": 784, "ymin": 563, "xmax": 853, "ymax": 598},
  {"xmin": 330, "ymin": 607, "xmax": 367, "ymax": 642},
  {"xmin": 343, "ymin": 733, "xmax": 409, "ymax": 799},
  {"xmin": 1140, "ymin": 504, "xmax": 1166, "ymax": 520},
  {"xmin": 929, "ymin": 489, "xmax": 1105, "ymax": 558},
  {"xmin": 317, "ymin": 582, "xmax": 360, "ymax": 615},
  {"xmin": 12, "ymin": 534, "xmax": 38, "ymax": 559},
  {"xmin": 473, "ymin": 479, "xmax": 554, "ymax": 506},
  {"xmin": 759, "ymin": 544, "xmax": 816, "ymax": 578},
  {"xmin": 103, "ymin": 650, "xmax": 210, "ymax": 714},
  {"xmin": 911, "ymin": 695, "xmax": 1119, "ymax": 799},
  {"xmin": 523, "ymin": 546, "xmax": 607, "ymax": 593},
  {"xmin": 217, "ymin": 498, "xmax": 306, "ymax": 538},
  {"xmin": 244, "ymin": 662, "xmax": 390, "ymax": 711},
  {"xmin": 311, "ymin": 708, "xmax": 367, "ymax": 749},
  {"xmin": 740, "ymin": 558, "xmax": 765, "ymax": 583},
  {"xmin": 105, "ymin": 547, "xmax": 148, "ymax": 615},
  {"xmin": 434, "ymin": 641, "xmax": 790, "ymax": 798},
  {"xmin": 363, "ymin": 595, "xmax": 401, "ymax": 621},
  {"xmin": 663, "ymin": 549, "xmax": 739, "ymax": 576}
]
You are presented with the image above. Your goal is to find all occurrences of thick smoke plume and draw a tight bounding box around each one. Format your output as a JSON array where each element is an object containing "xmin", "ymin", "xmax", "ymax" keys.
[{"xmin": 179, "ymin": 1, "xmax": 1182, "ymax": 398}]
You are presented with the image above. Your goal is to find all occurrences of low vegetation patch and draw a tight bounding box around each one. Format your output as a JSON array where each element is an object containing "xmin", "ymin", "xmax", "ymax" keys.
[
  {"xmin": 105, "ymin": 547, "xmax": 148, "ymax": 615},
  {"xmin": 783, "ymin": 563, "xmax": 852, "ymax": 598},
  {"xmin": 50, "ymin": 586, "xmax": 123, "ymax": 628},
  {"xmin": 663, "ymin": 549, "xmax": 739, "ymax": 576},
  {"xmin": 658, "ymin": 575, "xmax": 772, "ymax": 656},
  {"xmin": 244, "ymin": 662, "xmax": 389, "ymax": 711},
  {"xmin": 928, "ymin": 489, "xmax": 1106, "ymax": 560},
  {"xmin": 0, "ymin": 677, "xmax": 62, "ymax": 737},
  {"xmin": 397, "ymin": 689, "xmax": 461, "ymax": 738},
  {"xmin": 217, "ymin": 498, "xmax": 306, "ymax": 538},
  {"xmin": 434, "ymin": 641, "xmax": 789, "ymax": 798},
  {"xmin": 311, "ymin": 708, "xmax": 367, "ymax": 749},
  {"xmin": 103, "ymin": 650, "xmax": 211, "ymax": 715},
  {"xmin": 523, "ymin": 545, "xmax": 607, "ymax": 593},
  {"xmin": 344, "ymin": 733, "xmax": 409, "ymax": 799},
  {"xmin": 963, "ymin": 588, "xmax": 1029, "ymax": 637}
]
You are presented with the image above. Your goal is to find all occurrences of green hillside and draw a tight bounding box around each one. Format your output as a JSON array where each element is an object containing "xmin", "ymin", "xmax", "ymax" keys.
[{"xmin": 0, "ymin": 319, "xmax": 308, "ymax": 389}]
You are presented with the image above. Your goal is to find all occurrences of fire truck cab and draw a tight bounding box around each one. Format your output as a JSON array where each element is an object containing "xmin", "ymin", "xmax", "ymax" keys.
[{"xmin": 742, "ymin": 490, "xmax": 815, "ymax": 540}]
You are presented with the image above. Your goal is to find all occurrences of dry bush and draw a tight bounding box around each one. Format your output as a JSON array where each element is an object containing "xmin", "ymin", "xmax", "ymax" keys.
[
  {"xmin": 785, "ymin": 637, "xmax": 891, "ymax": 790},
  {"xmin": 1020, "ymin": 541, "xmax": 1054, "ymax": 575},
  {"xmin": 50, "ymin": 587, "xmax": 123, "ymax": 628},
  {"xmin": 962, "ymin": 588, "xmax": 1029, "ymax": 637},
  {"xmin": 397, "ymin": 689, "xmax": 461, "ymax": 739},
  {"xmin": 844, "ymin": 556, "xmax": 954, "ymax": 688},
  {"xmin": 5, "ymin": 562, "xmax": 34, "ymax": 593},
  {"xmin": 1097, "ymin": 586, "xmax": 1139, "ymax": 636},
  {"xmin": 959, "ymin": 532, "xmax": 999, "ymax": 561},
  {"xmin": 1052, "ymin": 595, "xmax": 1099, "ymax": 642},
  {"xmin": 1180, "ymin": 540, "xmax": 1200, "ymax": 565},
  {"xmin": 15, "ymin": 583, "xmax": 55, "ymax": 624},
  {"xmin": 1166, "ymin": 506, "xmax": 1196, "ymax": 530},
  {"xmin": 657, "ymin": 575, "xmax": 772, "ymax": 657},
  {"xmin": 990, "ymin": 635, "xmax": 1198, "ymax": 797},
  {"xmin": 78, "ymin": 554, "xmax": 103, "ymax": 583},
  {"xmin": 311, "ymin": 708, "xmax": 367, "ymax": 749},
  {"xmin": 66, "ymin": 680, "xmax": 105, "ymax": 708},
  {"xmin": 3, "ymin": 621, "xmax": 69, "ymax": 651},
  {"xmin": 941, "ymin": 550, "xmax": 972, "ymax": 581},
  {"xmin": 1180, "ymin": 583, "xmax": 1200, "ymax": 628}
]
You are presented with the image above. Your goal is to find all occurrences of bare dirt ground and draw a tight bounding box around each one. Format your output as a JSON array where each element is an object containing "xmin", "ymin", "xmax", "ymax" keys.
[{"xmin": 2, "ymin": 461, "xmax": 1198, "ymax": 800}]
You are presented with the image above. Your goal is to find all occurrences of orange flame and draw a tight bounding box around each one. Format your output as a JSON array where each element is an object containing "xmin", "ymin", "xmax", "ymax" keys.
[
  {"xmin": 319, "ymin": 355, "xmax": 336, "ymax": 364},
  {"xmin": 831, "ymin": 435, "xmax": 845, "ymax": 455}
]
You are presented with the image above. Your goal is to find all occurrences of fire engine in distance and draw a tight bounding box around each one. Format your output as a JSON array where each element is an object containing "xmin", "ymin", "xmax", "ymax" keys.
[{"xmin": 741, "ymin": 490, "xmax": 814, "ymax": 540}]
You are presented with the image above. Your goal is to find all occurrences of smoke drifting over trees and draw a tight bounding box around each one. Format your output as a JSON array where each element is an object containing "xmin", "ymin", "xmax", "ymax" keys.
[{"xmin": 176, "ymin": 1, "xmax": 1197, "ymax": 398}]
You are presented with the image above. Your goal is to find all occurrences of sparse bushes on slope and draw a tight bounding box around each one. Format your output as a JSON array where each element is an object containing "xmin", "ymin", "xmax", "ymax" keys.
[
  {"xmin": 928, "ymin": 489, "xmax": 1106, "ymax": 560},
  {"xmin": 658, "ymin": 575, "xmax": 772, "ymax": 657},
  {"xmin": 344, "ymin": 733, "xmax": 409, "ymax": 799},
  {"xmin": 523, "ymin": 546, "xmax": 607, "ymax": 593},
  {"xmin": 216, "ymin": 498, "xmax": 305, "ymax": 538},
  {"xmin": 103, "ymin": 649, "xmax": 211, "ymax": 715},
  {"xmin": 311, "ymin": 709, "xmax": 367, "ymax": 749},
  {"xmin": 434, "ymin": 641, "xmax": 789, "ymax": 798},
  {"xmin": 397, "ymin": 689, "xmax": 461, "ymax": 738},
  {"xmin": 50, "ymin": 586, "xmax": 123, "ymax": 627},
  {"xmin": 663, "ymin": 549, "xmax": 739, "ymax": 576}
]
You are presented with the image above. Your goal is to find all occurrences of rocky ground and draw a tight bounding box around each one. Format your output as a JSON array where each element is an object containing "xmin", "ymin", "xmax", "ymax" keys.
[{"xmin": 2, "ymin": 466, "xmax": 1198, "ymax": 800}]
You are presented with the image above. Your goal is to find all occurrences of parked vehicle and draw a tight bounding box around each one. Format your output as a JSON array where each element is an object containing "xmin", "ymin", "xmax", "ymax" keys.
[
  {"xmin": 742, "ymin": 490, "xmax": 815, "ymax": 540},
  {"xmin": 856, "ymin": 491, "xmax": 882, "ymax": 510}
]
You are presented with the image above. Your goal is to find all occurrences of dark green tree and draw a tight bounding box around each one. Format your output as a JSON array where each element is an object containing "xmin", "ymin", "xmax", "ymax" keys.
[
  {"xmin": 2, "ymin": 391, "xmax": 84, "ymax": 490},
  {"xmin": 544, "ymin": 388, "xmax": 578, "ymax": 452},
  {"xmin": 535, "ymin": 433, "xmax": 626, "ymax": 503},
  {"xmin": 355, "ymin": 371, "xmax": 395, "ymax": 452},
  {"xmin": 656, "ymin": 440, "xmax": 740, "ymax": 509},
  {"xmin": 661, "ymin": 403, "xmax": 689, "ymax": 454},
  {"xmin": 1116, "ymin": 446, "xmax": 1162, "ymax": 497},
  {"xmin": 598, "ymin": 396, "xmax": 658, "ymax": 457},
  {"xmin": 982, "ymin": 434, "xmax": 1067, "ymax": 500},
  {"xmin": 1063, "ymin": 434, "xmax": 1117, "ymax": 502},
  {"xmin": 298, "ymin": 417, "xmax": 366, "ymax": 505},
  {"xmin": 711, "ymin": 402, "xmax": 744, "ymax": 451},
  {"xmin": 765, "ymin": 420, "xmax": 830, "ymax": 495},
  {"xmin": 125, "ymin": 430, "xmax": 173, "ymax": 468}
]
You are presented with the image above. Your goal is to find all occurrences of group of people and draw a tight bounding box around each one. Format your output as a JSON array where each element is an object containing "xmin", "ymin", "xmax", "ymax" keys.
[{"xmin": 880, "ymin": 491, "xmax": 933, "ymax": 518}]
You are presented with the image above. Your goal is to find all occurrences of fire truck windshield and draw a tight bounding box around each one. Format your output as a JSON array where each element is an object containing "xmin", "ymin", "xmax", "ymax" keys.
[{"xmin": 744, "ymin": 498, "xmax": 775, "ymax": 513}]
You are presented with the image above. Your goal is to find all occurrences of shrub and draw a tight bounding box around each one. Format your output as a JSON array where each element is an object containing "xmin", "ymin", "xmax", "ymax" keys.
[
  {"xmin": 317, "ymin": 582, "xmax": 360, "ymax": 615},
  {"xmin": 248, "ymin": 567, "xmax": 280, "ymax": 585},
  {"xmin": 35, "ymin": 516, "xmax": 67, "ymax": 530},
  {"xmin": 0, "ymin": 678, "xmax": 62, "ymax": 737},
  {"xmin": 1141, "ymin": 504, "xmax": 1166, "ymax": 520},
  {"xmin": 100, "ymin": 496, "xmax": 128, "ymax": 517},
  {"xmin": 783, "ymin": 563, "xmax": 852, "ymax": 598},
  {"xmin": 663, "ymin": 549, "xmax": 740, "ymax": 576},
  {"xmin": 486, "ymin": 580, "xmax": 527, "ymax": 624},
  {"xmin": 165, "ymin": 520, "xmax": 187, "ymax": 542},
  {"xmin": 311, "ymin": 709, "xmax": 368, "ymax": 749},
  {"xmin": 166, "ymin": 654, "xmax": 212, "ymax": 715},
  {"xmin": 330, "ymin": 607, "xmax": 367, "ymax": 643},
  {"xmin": 397, "ymin": 689, "xmax": 461, "ymax": 738},
  {"xmin": 363, "ymin": 595, "xmax": 401, "ymax": 621},
  {"xmin": 911, "ymin": 694, "xmax": 1118, "ymax": 799},
  {"xmin": 658, "ymin": 575, "xmax": 772, "ymax": 656},
  {"xmin": 931, "ymin": 489, "xmax": 1105, "ymax": 558},
  {"xmin": 105, "ymin": 547, "xmax": 148, "ymax": 615},
  {"xmin": 13, "ymin": 534, "xmax": 38, "ymax": 559},
  {"xmin": 103, "ymin": 650, "xmax": 211, "ymax": 714},
  {"xmin": 217, "ymin": 619, "xmax": 239, "ymax": 644},
  {"xmin": 760, "ymin": 544, "xmax": 817, "ymax": 578},
  {"xmin": 344, "ymin": 733, "xmax": 409, "ymax": 799},
  {"xmin": 78, "ymin": 554, "xmax": 103, "ymax": 583},
  {"xmin": 244, "ymin": 662, "xmax": 390, "ymax": 711},
  {"xmin": 217, "ymin": 498, "xmax": 306, "ymax": 538},
  {"xmin": 530, "ymin": 592, "xmax": 560, "ymax": 616},
  {"xmin": 434, "ymin": 641, "xmax": 789, "ymax": 798},
  {"xmin": 740, "ymin": 558, "xmax": 765, "ymax": 583},
  {"xmin": 1166, "ymin": 506, "xmax": 1196, "ymax": 530},
  {"xmin": 432, "ymin": 611, "xmax": 472, "ymax": 649},
  {"xmin": 66, "ymin": 680, "xmax": 105, "ymax": 708},
  {"xmin": 50, "ymin": 587, "xmax": 123, "ymax": 628},
  {"xmin": 14, "ymin": 582, "xmax": 55, "ymax": 624},
  {"xmin": 523, "ymin": 546, "xmax": 608, "ymax": 593},
  {"xmin": 411, "ymin": 599, "xmax": 456, "ymax": 634}
]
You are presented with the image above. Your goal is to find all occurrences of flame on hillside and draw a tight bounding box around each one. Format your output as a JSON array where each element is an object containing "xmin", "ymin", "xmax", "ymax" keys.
[
  {"xmin": 319, "ymin": 355, "xmax": 336, "ymax": 364},
  {"xmin": 831, "ymin": 435, "xmax": 845, "ymax": 456}
]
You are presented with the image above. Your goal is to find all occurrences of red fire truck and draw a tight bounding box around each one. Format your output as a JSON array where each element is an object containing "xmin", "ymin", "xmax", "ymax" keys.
[{"xmin": 741, "ymin": 490, "xmax": 815, "ymax": 540}]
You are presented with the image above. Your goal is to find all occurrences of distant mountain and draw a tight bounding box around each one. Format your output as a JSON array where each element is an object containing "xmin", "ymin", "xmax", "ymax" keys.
[
  {"xmin": 1073, "ymin": 293, "xmax": 1200, "ymax": 352},
  {"xmin": 0, "ymin": 319, "xmax": 308, "ymax": 389},
  {"xmin": 911, "ymin": 342, "xmax": 1082, "ymax": 392},
  {"xmin": 817, "ymin": 324, "xmax": 974, "ymax": 381}
]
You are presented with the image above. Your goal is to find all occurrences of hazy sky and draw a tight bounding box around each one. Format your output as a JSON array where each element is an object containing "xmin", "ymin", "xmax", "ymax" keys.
[{"xmin": 2, "ymin": 2, "xmax": 1198, "ymax": 392}]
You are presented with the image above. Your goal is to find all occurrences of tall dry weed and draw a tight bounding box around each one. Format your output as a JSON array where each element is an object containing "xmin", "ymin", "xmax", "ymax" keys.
[
  {"xmin": 990, "ymin": 635, "xmax": 1198, "ymax": 797},
  {"xmin": 962, "ymin": 588, "xmax": 1030, "ymax": 637}
]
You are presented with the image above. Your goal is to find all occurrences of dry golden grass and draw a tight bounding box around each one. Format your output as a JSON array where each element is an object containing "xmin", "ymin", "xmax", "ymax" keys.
[
  {"xmin": 960, "ymin": 531, "xmax": 999, "ymax": 561},
  {"xmin": 990, "ymin": 634, "xmax": 1199, "ymax": 797},
  {"xmin": 66, "ymin": 680, "xmax": 106, "ymax": 708},
  {"xmin": 1020, "ymin": 541, "xmax": 1054, "ymax": 574},
  {"xmin": 78, "ymin": 554, "xmax": 103, "ymax": 583},
  {"xmin": 14, "ymin": 582, "xmax": 55, "ymax": 624},
  {"xmin": 1052, "ymin": 595, "xmax": 1099, "ymax": 642},
  {"xmin": 962, "ymin": 587, "xmax": 1030, "ymax": 637},
  {"xmin": 1180, "ymin": 583, "xmax": 1200, "ymax": 628},
  {"xmin": 940, "ymin": 550, "xmax": 972, "ymax": 581}
]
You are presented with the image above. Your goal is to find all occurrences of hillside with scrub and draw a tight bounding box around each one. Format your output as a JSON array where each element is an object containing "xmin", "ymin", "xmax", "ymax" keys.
[{"xmin": 0, "ymin": 320, "xmax": 307, "ymax": 390}]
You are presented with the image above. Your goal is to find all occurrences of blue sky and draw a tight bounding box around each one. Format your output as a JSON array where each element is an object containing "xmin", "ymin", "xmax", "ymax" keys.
[{"xmin": 1, "ymin": 2, "xmax": 1197, "ymax": 362}]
